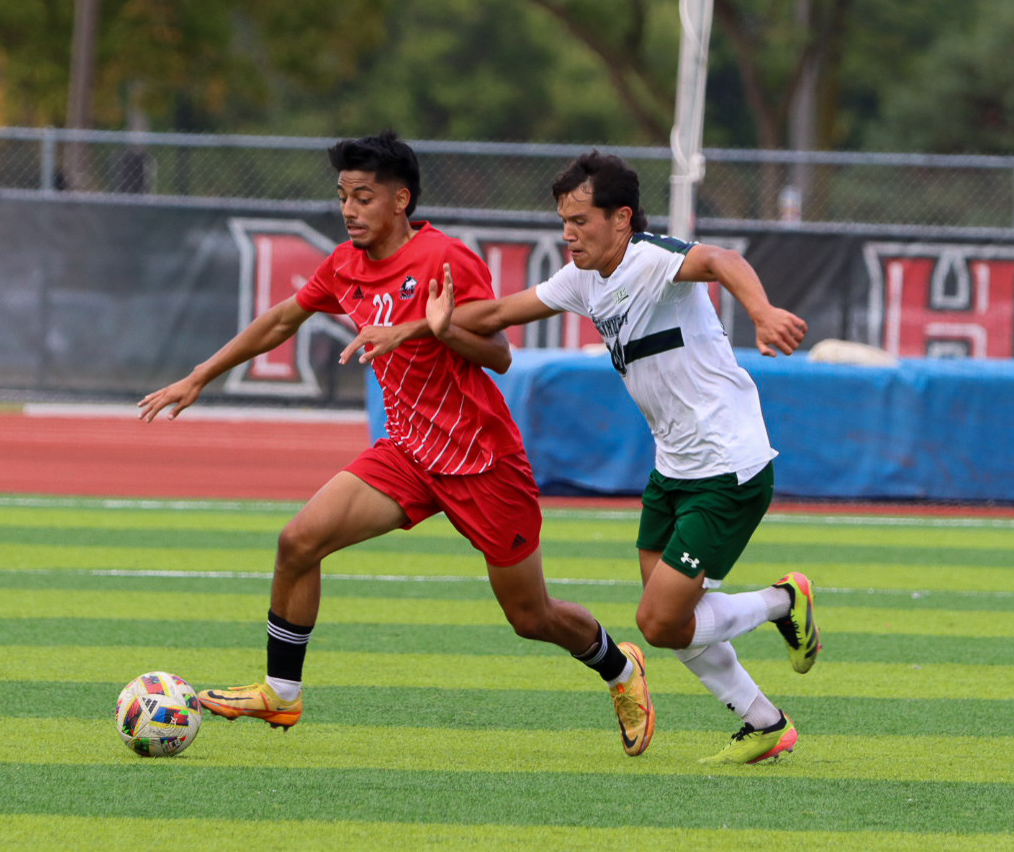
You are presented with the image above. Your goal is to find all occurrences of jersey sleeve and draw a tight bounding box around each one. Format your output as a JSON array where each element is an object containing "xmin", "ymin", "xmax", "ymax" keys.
[
  {"xmin": 641, "ymin": 237, "xmax": 695, "ymax": 303},
  {"xmin": 295, "ymin": 253, "xmax": 345, "ymax": 314},
  {"xmin": 666, "ymin": 241, "xmax": 694, "ymax": 280},
  {"xmin": 536, "ymin": 264, "xmax": 587, "ymax": 316},
  {"xmin": 443, "ymin": 240, "xmax": 494, "ymax": 304}
]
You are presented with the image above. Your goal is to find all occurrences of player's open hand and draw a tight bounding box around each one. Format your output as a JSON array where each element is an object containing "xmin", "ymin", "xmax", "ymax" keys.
[
  {"xmin": 754, "ymin": 307, "xmax": 808, "ymax": 357},
  {"xmin": 426, "ymin": 263, "xmax": 454, "ymax": 340},
  {"xmin": 137, "ymin": 375, "xmax": 203, "ymax": 422},
  {"xmin": 339, "ymin": 324, "xmax": 409, "ymax": 365}
]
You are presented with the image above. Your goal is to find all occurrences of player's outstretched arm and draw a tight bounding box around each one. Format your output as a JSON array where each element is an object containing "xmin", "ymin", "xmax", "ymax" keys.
[
  {"xmin": 424, "ymin": 264, "xmax": 512, "ymax": 374},
  {"xmin": 677, "ymin": 243, "xmax": 807, "ymax": 357},
  {"xmin": 339, "ymin": 264, "xmax": 524, "ymax": 375},
  {"xmin": 137, "ymin": 296, "xmax": 313, "ymax": 422},
  {"xmin": 338, "ymin": 319, "xmax": 430, "ymax": 367},
  {"xmin": 450, "ymin": 281, "xmax": 560, "ymax": 337}
]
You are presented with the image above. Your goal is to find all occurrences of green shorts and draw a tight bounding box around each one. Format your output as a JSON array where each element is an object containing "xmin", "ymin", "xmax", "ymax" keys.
[{"xmin": 636, "ymin": 462, "xmax": 773, "ymax": 583}]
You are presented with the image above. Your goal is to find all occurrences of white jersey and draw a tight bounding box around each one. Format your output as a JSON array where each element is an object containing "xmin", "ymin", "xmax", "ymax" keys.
[{"xmin": 536, "ymin": 233, "xmax": 776, "ymax": 481}]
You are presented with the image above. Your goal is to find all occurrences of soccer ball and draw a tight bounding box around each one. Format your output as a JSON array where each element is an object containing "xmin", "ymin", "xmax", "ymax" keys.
[{"xmin": 115, "ymin": 671, "xmax": 202, "ymax": 757}]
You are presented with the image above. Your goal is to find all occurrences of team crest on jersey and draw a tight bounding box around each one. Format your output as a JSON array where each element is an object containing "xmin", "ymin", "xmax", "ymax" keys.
[
  {"xmin": 591, "ymin": 310, "xmax": 630, "ymax": 375},
  {"xmin": 399, "ymin": 276, "xmax": 418, "ymax": 300}
]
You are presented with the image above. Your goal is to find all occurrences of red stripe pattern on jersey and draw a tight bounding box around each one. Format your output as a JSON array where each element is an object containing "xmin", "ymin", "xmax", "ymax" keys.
[{"xmin": 295, "ymin": 223, "xmax": 523, "ymax": 475}]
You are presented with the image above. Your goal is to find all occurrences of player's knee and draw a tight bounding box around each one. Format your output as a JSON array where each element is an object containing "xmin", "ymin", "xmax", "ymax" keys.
[
  {"xmin": 636, "ymin": 603, "xmax": 692, "ymax": 650},
  {"xmin": 276, "ymin": 524, "xmax": 323, "ymax": 573},
  {"xmin": 505, "ymin": 608, "xmax": 550, "ymax": 642}
]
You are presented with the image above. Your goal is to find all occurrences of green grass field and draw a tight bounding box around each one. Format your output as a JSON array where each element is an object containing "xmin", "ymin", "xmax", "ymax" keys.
[{"xmin": 1, "ymin": 494, "xmax": 1012, "ymax": 851}]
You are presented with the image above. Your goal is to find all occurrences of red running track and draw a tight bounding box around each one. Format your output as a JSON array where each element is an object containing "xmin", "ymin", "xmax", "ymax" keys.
[
  {"xmin": 0, "ymin": 410, "xmax": 370, "ymax": 502},
  {"xmin": 2, "ymin": 408, "xmax": 1011, "ymax": 516}
]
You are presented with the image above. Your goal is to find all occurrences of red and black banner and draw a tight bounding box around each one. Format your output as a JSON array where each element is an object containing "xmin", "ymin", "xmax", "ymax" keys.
[{"xmin": 1, "ymin": 196, "xmax": 1012, "ymax": 403}]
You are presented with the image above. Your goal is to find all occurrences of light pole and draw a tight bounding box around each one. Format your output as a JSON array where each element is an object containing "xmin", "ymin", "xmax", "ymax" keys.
[{"xmin": 668, "ymin": 0, "xmax": 713, "ymax": 240}]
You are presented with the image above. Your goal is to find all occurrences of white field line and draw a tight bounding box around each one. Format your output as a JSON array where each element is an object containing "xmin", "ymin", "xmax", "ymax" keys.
[
  {"xmin": 0, "ymin": 495, "xmax": 301, "ymax": 513},
  {"xmin": 2, "ymin": 493, "xmax": 1012, "ymax": 529},
  {"xmin": 20, "ymin": 402, "xmax": 366, "ymax": 423},
  {"xmin": 4, "ymin": 567, "xmax": 1011, "ymax": 598}
]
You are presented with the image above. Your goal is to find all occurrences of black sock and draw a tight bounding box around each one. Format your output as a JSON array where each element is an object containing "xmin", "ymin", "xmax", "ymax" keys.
[
  {"xmin": 266, "ymin": 609, "xmax": 313, "ymax": 682},
  {"xmin": 572, "ymin": 622, "xmax": 629, "ymax": 682}
]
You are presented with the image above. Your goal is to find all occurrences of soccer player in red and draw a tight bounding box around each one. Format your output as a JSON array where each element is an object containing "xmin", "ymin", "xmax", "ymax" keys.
[{"xmin": 138, "ymin": 132, "xmax": 653, "ymax": 756}]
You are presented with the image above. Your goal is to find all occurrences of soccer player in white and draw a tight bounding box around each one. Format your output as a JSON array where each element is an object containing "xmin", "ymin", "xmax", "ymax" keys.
[{"xmin": 426, "ymin": 151, "xmax": 822, "ymax": 764}]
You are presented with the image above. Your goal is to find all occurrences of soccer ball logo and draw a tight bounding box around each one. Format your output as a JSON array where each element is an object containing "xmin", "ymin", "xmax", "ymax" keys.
[{"xmin": 115, "ymin": 671, "xmax": 202, "ymax": 757}]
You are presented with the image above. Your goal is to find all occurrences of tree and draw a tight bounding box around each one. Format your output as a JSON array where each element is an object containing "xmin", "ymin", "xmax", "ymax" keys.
[
  {"xmin": 0, "ymin": 0, "xmax": 391, "ymax": 130},
  {"xmin": 0, "ymin": 1, "xmax": 76, "ymax": 126},
  {"xmin": 308, "ymin": 0, "xmax": 674, "ymax": 146},
  {"xmin": 863, "ymin": 0, "xmax": 1014, "ymax": 154},
  {"xmin": 526, "ymin": 0, "xmax": 678, "ymax": 142}
]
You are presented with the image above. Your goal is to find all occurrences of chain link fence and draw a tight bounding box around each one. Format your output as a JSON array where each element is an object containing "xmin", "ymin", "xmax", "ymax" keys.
[{"xmin": 2, "ymin": 126, "xmax": 1013, "ymax": 232}]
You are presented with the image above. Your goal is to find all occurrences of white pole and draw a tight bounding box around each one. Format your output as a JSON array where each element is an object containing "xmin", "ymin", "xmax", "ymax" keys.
[{"xmin": 669, "ymin": 0, "xmax": 713, "ymax": 240}]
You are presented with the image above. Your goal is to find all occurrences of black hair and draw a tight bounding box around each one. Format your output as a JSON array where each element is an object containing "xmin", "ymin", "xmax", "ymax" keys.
[
  {"xmin": 551, "ymin": 150, "xmax": 648, "ymax": 232},
  {"xmin": 327, "ymin": 130, "xmax": 421, "ymax": 217}
]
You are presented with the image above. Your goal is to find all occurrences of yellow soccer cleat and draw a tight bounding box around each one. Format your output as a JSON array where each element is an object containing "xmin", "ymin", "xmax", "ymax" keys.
[
  {"xmin": 198, "ymin": 682, "xmax": 302, "ymax": 729},
  {"xmin": 772, "ymin": 572, "xmax": 821, "ymax": 673},
  {"xmin": 698, "ymin": 713, "xmax": 797, "ymax": 765},
  {"xmin": 610, "ymin": 642, "xmax": 655, "ymax": 757}
]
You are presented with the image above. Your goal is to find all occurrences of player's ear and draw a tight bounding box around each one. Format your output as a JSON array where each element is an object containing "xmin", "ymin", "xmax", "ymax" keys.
[
  {"xmin": 394, "ymin": 185, "xmax": 412, "ymax": 216},
  {"xmin": 613, "ymin": 206, "xmax": 633, "ymax": 231}
]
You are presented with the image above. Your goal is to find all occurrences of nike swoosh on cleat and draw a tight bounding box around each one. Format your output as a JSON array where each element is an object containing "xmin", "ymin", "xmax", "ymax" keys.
[
  {"xmin": 619, "ymin": 721, "xmax": 639, "ymax": 750},
  {"xmin": 202, "ymin": 690, "xmax": 254, "ymax": 703}
]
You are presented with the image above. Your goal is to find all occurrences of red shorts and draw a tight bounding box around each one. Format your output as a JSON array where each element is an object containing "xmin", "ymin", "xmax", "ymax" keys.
[{"xmin": 345, "ymin": 439, "xmax": 542, "ymax": 567}]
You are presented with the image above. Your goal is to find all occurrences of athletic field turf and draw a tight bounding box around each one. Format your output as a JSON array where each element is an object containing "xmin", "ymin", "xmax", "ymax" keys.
[{"xmin": 1, "ymin": 494, "xmax": 1012, "ymax": 851}]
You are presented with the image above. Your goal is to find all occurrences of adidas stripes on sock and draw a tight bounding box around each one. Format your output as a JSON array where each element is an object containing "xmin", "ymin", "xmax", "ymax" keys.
[
  {"xmin": 266, "ymin": 609, "xmax": 313, "ymax": 695},
  {"xmin": 573, "ymin": 622, "xmax": 631, "ymax": 684}
]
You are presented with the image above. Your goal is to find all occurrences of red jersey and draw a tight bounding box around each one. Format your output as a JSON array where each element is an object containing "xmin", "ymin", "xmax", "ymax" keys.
[{"xmin": 295, "ymin": 222, "xmax": 524, "ymax": 475}]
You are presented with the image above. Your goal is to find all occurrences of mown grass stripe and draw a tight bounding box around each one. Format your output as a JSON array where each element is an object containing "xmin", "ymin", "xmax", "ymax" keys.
[
  {"xmin": 3, "ymin": 508, "xmax": 1012, "ymax": 551},
  {"xmin": 6, "ymin": 617, "xmax": 1011, "ymax": 666},
  {"xmin": 5, "ymin": 492, "xmax": 1010, "ymax": 526},
  {"xmin": 5, "ymin": 589, "xmax": 1011, "ymax": 638},
  {"xmin": 750, "ymin": 523, "xmax": 1014, "ymax": 549},
  {"xmin": 4, "ymin": 815, "xmax": 1000, "ymax": 852},
  {"xmin": 2, "ymin": 762, "xmax": 1009, "ymax": 833},
  {"xmin": 1, "ymin": 646, "xmax": 1007, "ymax": 700},
  {"xmin": 3, "ymin": 717, "xmax": 1012, "ymax": 785},
  {"xmin": 3, "ymin": 526, "xmax": 1011, "ymax": 568},
  {"xmin": 0, "ymin": 508, "xmax": 293, "ymax": 532},
  {"xmin": 4, "ymin": 544, "xmax": 1013, "ymax": 593},
  {"xmin": 1, "ymin": 543, "xmax": 486, "ymax": 575},
  {"xmin": 4, "ymin": 682, "xmax": 1009, "ymax": 737},
  {"xmin": 3, "ymin": 569, "xmax": 1013, "ymax": 615}
]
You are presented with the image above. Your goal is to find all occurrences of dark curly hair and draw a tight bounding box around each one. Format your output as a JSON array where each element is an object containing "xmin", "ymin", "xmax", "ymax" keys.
[
  {"xmin": 327, "ymin": 130, "xmax": 421, "ymax": 217},
  {"xmin": 551, "ymin": 150, "xmax": 648, "ymax": 232}
]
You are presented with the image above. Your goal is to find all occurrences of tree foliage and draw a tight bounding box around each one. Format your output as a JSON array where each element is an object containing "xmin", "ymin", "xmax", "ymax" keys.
[
  {"xmin": 862, "ymin": 0, "xmax": 1014, "ymax": 154},
  {"xmin": 0, "ymin": 0, "xmax": 1010, "ymax": 155},
  {"xmin": 0, "ymin": 0, "xmax": 390, "ymax": 129},
  {"xmin": 303, "ymin": 0, "xmax": 676, "ymax": 144}
]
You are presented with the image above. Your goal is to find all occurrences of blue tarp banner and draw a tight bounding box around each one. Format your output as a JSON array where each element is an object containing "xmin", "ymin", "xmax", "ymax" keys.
[{"xmin": 367, "ymin": 349, "xmax": 1014, "ymax": 502}]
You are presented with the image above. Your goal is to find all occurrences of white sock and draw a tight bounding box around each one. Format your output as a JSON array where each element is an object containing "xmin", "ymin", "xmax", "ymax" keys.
[
  {"xmin": 674, "ymin": 641, "xmax": 760, "ymax": 718},
  {"xmin": 689, "ymin": 590, "xmax": 779, "ymax": 648},
  {"xmin": 761, "ymin": 584, "xmax": 791, "ymax": 621},
  {"xmin": 606, "ymin": 658, "xmax": 634, "ymax": 688},
  {"xmin": 742, "ymin": 692, "xmax": 782, "ymax": 730},
  {"xmin": 265, "ymin": 675, "xmax": 301, "ymax": 702}
]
